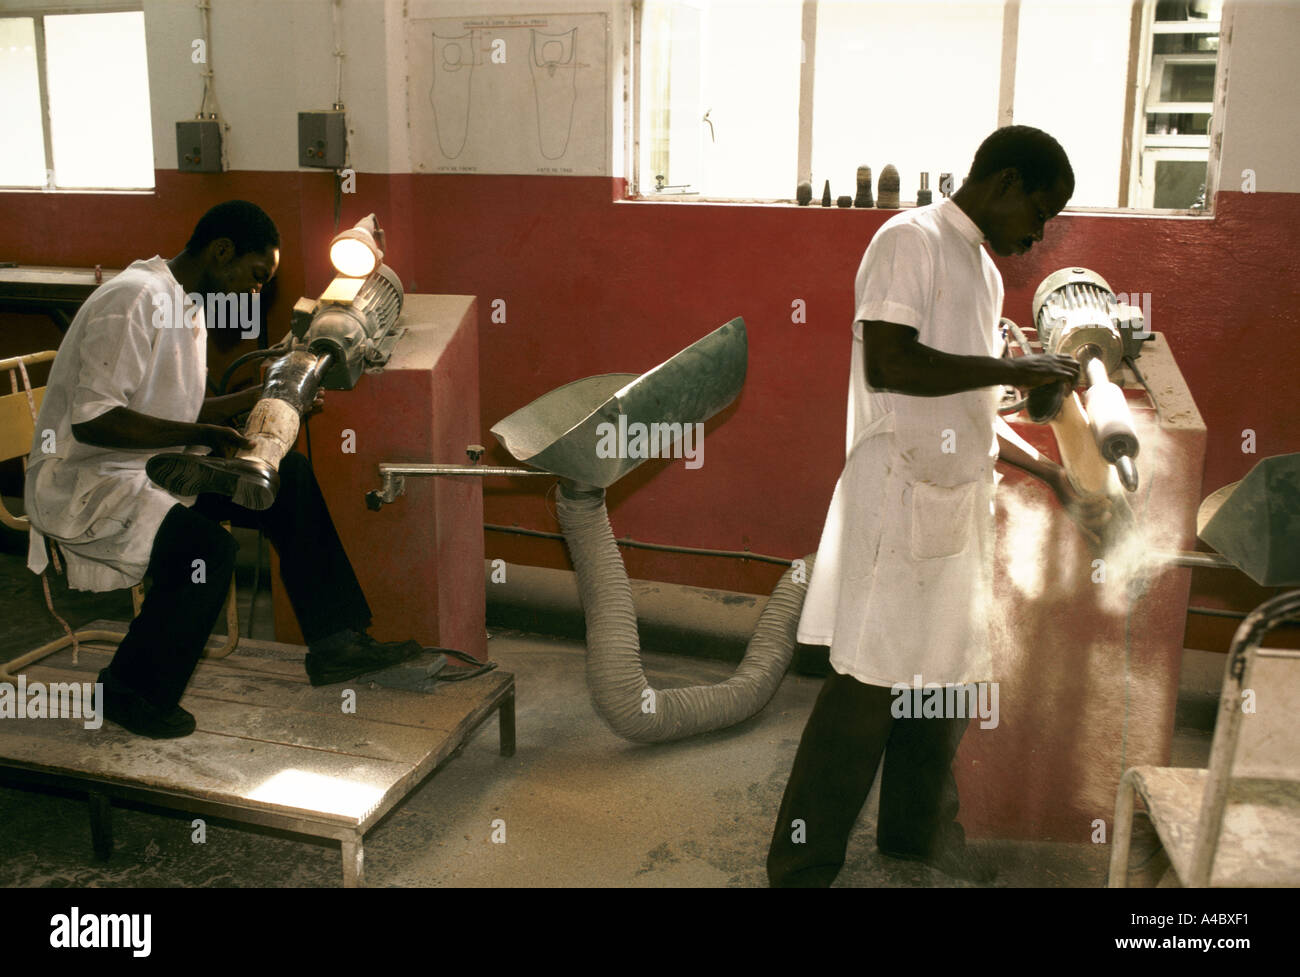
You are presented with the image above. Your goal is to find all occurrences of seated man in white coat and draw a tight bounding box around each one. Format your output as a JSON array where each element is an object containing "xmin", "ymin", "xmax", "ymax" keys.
[
  {"xmin": 26, "ymin": 201, "xmax": 422, "ymax": 739},
  {"xmin": 768, "ymin": 127, "xmax": 1109, "ymax": 886}
]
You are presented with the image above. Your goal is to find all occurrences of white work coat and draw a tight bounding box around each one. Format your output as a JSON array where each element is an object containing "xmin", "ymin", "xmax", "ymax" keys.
[
  {"xmin": 25, "ymin": 257, "xmax": 208, "ymax": 592},
  {"xmin": 798, "ymin": 200, "xmax": 1003, "ymax": 687}
]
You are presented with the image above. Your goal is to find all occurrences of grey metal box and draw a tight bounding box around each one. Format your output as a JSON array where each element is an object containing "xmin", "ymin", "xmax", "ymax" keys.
[
  {"xmin": 176, "ymin": 120, "xmax": 223, "ymax": 173},
  {"xmin": 299, "ymin": 110, "xmax": 347, "ymax": 169}
]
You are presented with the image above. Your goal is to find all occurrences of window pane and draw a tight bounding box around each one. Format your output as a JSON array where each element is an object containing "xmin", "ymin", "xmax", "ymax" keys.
[
  {"xmin": 1152, "ymin": 158, "xmax": 1206, "ymax": 208},
  {"xmin": 0, "ymin": 18, "xmax": 47, "ymax": 187},
  {"xmin": 1153, "ymin": 0, "xmax": 1223, "ymax": 23},
  {"xmin": 1153, "ymin": 32, "xmax": 1217, "ymax": 54},
  {"xmin": 1159, "ymin": 61, "xmax": 1215, "ymax": 102},
  {"xmin": 1014, "ymin": 0, "xmax": 1133, "ymax": 208},
  {"xmin": 640, "ymin": 0, "xmax": 704, "ymax": 191},
  {"xmin": 695, "ymin": 0, "xmax": 800, "ymax": 197},
  {"xmin": 641, "ymin": 0, "xmax": 801, "ymax": 198},
  {"xmin": 45, "ymin": 11, "xmax": 154, "ymax": 189},
  {"xmin": 811, "ymin": 0, "xmax": 1003, "ymax": 206},
  {"xmin": 1146, "ymin": 112, "xmax": 1210, "ymax": 136}
]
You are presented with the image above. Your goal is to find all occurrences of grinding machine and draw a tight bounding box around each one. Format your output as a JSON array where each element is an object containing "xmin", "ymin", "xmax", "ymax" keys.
[
  {"xmin": 147, "ymin": 214, "xmax": 406, "ymax": 509},
  {"xmin": 1003, "ymin": 267, "xmax": 1148, "ymax": 498}
]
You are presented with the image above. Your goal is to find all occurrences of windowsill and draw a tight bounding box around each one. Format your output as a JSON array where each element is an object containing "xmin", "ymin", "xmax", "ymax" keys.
[
  {"xmin": 0, "ymin": 187, "xmax": 155, "ymax": 195},
  {"xmin": 617, "ymin": 195, "xmax": 1216, "ymax": 218}
]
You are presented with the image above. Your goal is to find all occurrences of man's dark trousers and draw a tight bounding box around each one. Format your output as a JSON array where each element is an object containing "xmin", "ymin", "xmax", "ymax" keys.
[
  {"xmin": 767, "ymin": 669, "xmax": 969, "ymax": 887},
  {"xmin": 106, "ymin": 451, "xmax": 371, "ymax": 709}
]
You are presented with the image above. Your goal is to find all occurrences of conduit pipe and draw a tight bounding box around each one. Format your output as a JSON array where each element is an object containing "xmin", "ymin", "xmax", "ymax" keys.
[{"xmin": 555, "ymin": 479, "xmax": 811, "ymax": 743}]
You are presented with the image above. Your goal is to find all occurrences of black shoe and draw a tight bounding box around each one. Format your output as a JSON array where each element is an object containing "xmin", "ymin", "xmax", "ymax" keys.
[
  {"xmin": 145, "ymin": 453, "xmax": 279, "ymax": 510},
  {"xmin": 304, "ymin": 632, "xmax": 424, "ymax": 687},
  {"xmin": 97, "ymin": 669, "xmax": 197, "ymax": 739},
  {"xmin": 879, "ymin": 842, "xmax": 999, "ymax": 884}
]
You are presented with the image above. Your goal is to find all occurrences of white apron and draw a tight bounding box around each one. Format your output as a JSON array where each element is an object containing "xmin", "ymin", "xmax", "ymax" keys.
[
  {"xmin": 799, "ymin": 198, "xmax": 1003, "ymax": 687},
  {"xmin": 799, "ymin": 410, "xmax": 996, "ymax": 687}
]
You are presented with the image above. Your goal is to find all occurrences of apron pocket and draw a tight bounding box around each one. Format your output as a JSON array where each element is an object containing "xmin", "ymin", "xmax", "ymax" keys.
[{"xmin": 910, "ymin": 480, "xmax": 977, "ymax": 560}]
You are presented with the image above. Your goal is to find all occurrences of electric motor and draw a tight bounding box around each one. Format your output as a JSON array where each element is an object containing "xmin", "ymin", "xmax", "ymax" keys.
[{"xmin": 1031, "ymin": 267, "xmax": 1146, "ymax": 378}]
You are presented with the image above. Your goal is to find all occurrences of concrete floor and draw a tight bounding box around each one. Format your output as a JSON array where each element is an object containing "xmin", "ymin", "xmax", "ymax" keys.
[{"xmin": 0, "ymin": 522, "xmax": 1210, "ymax": 888}]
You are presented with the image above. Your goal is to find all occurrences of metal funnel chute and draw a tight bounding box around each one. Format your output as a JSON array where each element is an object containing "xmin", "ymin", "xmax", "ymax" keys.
[
  {"xmin": 490, "ymin": 316, "xmax": 747, "ymax": 487},
  {"xmin": 364, "ymin": 315, "xmax": 808, "ymax": 744},
  {"xmin": 1197, "ymin": 453, "xmax": 1300, "ymax": 587},
  {"xmin": 505, "ymin": 316, "xmax": 809, "ymax": 742}
]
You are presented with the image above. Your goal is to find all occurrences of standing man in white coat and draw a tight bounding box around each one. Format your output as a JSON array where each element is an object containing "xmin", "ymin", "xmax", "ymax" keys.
[{"xmin": 768, "ymin": 126, "xmax": 1108, "ymax": 887}]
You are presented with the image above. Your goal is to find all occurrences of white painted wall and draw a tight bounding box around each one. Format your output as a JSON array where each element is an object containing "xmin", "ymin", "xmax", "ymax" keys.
[
  {"xmin": 138, "ymin": 0, "xmax": 625, "ymax": 175},
  {"xmin": 408, "ymin": 0, "xmax": 627, "ymax": 175},
  {"xmin": 1218, "ymin": 0, "xmax": 1300, "ymax": 193},
  {"xmin": 140, "ymin": 0, "xmax": 396, "ymax": 172}
]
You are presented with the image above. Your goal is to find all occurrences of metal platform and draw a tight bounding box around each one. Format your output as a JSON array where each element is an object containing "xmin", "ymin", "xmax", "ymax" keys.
[{"xmin": 0, "ymin": 622, "xmax": 514, "ymax": 887}]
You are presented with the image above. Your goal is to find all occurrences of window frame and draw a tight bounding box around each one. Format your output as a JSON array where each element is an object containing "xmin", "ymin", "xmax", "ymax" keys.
[
  {"xmin": 627, "ymin": 0, "xmax": 1232, "ymax": 217},
  {"xmin": 0, "ymin": 4, "xmax": 154, "ymax": 193}
]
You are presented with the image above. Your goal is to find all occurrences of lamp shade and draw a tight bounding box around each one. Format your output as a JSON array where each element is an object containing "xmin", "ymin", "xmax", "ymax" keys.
[{"xmin": 329, "ymin": 214, "xmax": 382, "ymax": 277}]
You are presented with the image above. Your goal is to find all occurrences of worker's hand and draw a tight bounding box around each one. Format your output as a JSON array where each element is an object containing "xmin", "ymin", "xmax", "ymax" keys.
[
  {"xmin": 1050, "ymin": 468, "xmax": 1113, "ymax": 548},
  {"xmin": 304, "ymin": 391, "xmax": 325, "ymax": 417},
  {"xmin": 1005, "ymin": 353, "xmax": 1079, "ymax": 389},
  {"xmin": 200, "ymin": 424, "xmax": 254, "ymax": 458}
]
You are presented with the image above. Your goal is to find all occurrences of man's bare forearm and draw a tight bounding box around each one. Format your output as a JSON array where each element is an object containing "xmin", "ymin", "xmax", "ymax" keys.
[
  {"xmin": 873, "ymin": 346, "xmax": 1017, "ymax": 396},
  {"xmin": 71, "ymin": 406, "xmax": 214, "ymax": 451},
  {"xmin": 198, "ymin": 385, "xmax": 262, "ymax": 424},
  {"xmin": 863, "ymin": 320, "xmax": 1078, "ymax": 398}
]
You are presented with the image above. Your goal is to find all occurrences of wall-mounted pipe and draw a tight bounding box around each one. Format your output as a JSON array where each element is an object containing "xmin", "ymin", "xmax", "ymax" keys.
[{"xmin": 555, "ymin": 479, "xmax": 810, "ymax": 743}]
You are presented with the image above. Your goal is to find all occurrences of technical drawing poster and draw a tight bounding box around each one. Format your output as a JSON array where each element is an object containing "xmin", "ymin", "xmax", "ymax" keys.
[{"xmin": 407, "ymin": 13, "xmax": 608, "ymax": 175}]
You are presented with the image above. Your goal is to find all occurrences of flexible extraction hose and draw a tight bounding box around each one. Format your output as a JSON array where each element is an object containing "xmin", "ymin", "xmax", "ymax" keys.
[{"xmin": 555, "ymin": 479, "xmax": 812, "ymax": 743}]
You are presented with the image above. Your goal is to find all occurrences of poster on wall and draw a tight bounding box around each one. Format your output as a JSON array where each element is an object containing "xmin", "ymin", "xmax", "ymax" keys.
[{"xmin": 407, "ymin": 12, "xmax": 609, "ymax": 175}]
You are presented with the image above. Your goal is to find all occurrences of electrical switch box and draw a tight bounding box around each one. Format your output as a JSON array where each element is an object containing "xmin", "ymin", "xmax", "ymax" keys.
[
  {"xmin": 299, "ymin": 111, "xmax": 347, "ymax": 169},
  {"xmin": 176, "ymin": 120, "xmax": 223, "ymax": 173}
]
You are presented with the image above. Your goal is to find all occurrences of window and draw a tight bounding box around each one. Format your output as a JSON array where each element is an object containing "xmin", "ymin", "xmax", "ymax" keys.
[
  {"xmin": 1127, "ymin": 0, "xmax": 1223, "ymax": 209},
  {"xmin": 809, "ymin": 1, "xmax": 1005, "ymax": 209},
  {"xmin": 634, "ymin": 0, "xmax": 1225, "ymax": 212},
  {"xmin": 0, "ymin": 9, "xmax": 154, "ymax": 190},
  {"xmin": 638, "ymin": 0, "xmax": 802, "ymax": 199}
]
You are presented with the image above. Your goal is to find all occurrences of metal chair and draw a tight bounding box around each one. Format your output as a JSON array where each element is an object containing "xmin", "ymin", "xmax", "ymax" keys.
[
  {"xmin": 0, "ymin": 350, "xmax": 240, "ymax": 684},
  {"xmin": 0, "ymin": 351, "xmax": 56, "ymax": 531},
  {"xmin": 1108, "ymin": 590, "xmax": 1300, "ymax": 887}
]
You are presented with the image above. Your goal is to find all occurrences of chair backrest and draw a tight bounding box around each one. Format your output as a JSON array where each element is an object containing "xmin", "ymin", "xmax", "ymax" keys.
[
  {"xmin": 1191, "ymin": 590, "xmax": 1300, "ymax": 885},
  {"xmin": 0, "ymin": 350, "xmax": 57, "ymax": 530}
]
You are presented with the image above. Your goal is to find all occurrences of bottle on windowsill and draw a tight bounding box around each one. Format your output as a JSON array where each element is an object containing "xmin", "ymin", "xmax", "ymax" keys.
[{"xmin": 916, "ymin": 171, "xmax": 932, "ymax": 206}]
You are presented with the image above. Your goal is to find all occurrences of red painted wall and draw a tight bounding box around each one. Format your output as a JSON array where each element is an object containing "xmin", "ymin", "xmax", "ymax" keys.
[{"xmin": 4, "ymin": 174, "xmax": 1297, "ymax": 651}]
